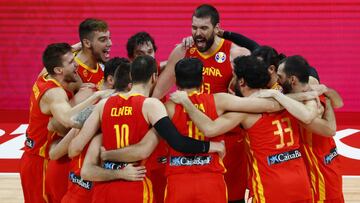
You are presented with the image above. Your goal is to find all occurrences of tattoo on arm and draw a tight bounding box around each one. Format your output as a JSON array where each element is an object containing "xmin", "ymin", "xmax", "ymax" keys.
[{"xmin": 72, "ymin": 105, "xmax": 95, "ymax": 127}]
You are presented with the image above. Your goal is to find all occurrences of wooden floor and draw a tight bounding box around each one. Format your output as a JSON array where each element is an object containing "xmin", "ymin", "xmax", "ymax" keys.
[{"xmin": 0, "ymin": 174, "xmax": 359, "ymax": 202}]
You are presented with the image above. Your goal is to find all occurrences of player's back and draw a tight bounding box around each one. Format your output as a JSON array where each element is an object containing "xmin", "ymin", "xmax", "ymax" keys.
[
  {"xmin": 93, "ymin": 93, "xmax": 153, "ymax": 203},
  {"xmin": 167, "ymin": 91, "xmax": 225, "ymax": 176},
  {"xmin": 245, "ymin": 110, "xmax": 312, "ymax": 203},
  {"xmin": 300, "ymin": 95, "xmax": 343, "ymax": 201}
]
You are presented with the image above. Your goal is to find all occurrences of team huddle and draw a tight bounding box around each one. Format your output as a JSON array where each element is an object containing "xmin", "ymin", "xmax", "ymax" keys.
[{"xmin": 20, "ymin": 4, "xmax": 344, "ymax": 203}]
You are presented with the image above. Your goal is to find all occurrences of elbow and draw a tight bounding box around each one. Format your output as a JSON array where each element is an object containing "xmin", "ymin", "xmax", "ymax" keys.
[
  {"xmin": 68, "ymin": 148, "xmax": 80, "ymax": 159},
  {"xmin": 327, "ymin": 126, "xmax": 337, "ymax": 137},
  {"xmin": 49, "ymin": 151, "xmax": 58, "ymax": 161},
  {"xmin": 333, "ymin": 101, "xmax": 344, "ymax": 109},
  {"xmin": 80, "ymin": 166, "xmax": 91, "ymax": 181},
  {"xmin": 302, "ymin": 116, "xmax": 314, "ymax": 125}
]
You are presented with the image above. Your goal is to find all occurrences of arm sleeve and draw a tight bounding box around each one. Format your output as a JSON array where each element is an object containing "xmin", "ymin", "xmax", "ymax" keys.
[
  {"xmin": 153, "ymin": 117, "xmax": 209, "ymax": 153},
  {"xmin": 223, "ymin": 31, "xmax": 260, "ymax": 52}
]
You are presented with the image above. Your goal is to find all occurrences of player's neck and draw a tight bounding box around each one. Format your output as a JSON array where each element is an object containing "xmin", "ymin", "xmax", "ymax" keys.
[
  {"xmin": 76, "ymin": 49, "xmax": 98, "ymax": 70},
  {"xmin": 200, "ymin": 36, "xmax": 222, "ymax": 55},
  {"xmin": 127, "ymin": 83, "xmax": 151, "ymax": 97},
  {"xmin": 296, "ymin": 83, "xmax": 310, "ymax": 93},
  {"xmin": 47, "ymin": 74, "xmax": 70, "ymax": 89}
]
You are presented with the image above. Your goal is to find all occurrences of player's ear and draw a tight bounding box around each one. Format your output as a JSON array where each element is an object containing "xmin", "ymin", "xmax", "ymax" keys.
[
  {"xmin": 238, "ymin": 78, "xmax": 245, "ymax": 86},
  {"xmin": 107, "ymin": 75, "xmax": 114, "ymax": 87},
  {"xmin": 214, "ymin": 23, "xmax": 220, "ymax": 34},
  {"xmin": 53, "ymin": 66, "xmax": 63, "ymax": 75},
  {"xmin": 268, "ymin": 65, "xmax": 276, "ymax": 74},
  {"xmin": 290, "ymin": 75, "xmax": 297, "ymax": 85},
  {"xmin": 82, "ymin": 38, "xmax": 91, "ymax": 49}
]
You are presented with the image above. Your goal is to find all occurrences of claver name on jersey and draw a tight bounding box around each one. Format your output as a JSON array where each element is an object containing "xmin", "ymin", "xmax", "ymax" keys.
[
  {"xmin": 110, "ymin": 106, "xmax": 133, "ymax": 117},
  {"xmin": 203, "ymin": 66, "xmax": 223, "ymax": 77}
]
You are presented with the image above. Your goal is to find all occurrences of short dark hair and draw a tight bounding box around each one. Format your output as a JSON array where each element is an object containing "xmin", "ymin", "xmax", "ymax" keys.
[
  {"xmin": 104, "ymin": 57, "xmax": 130, "ymax": 80},
  {"xmin": 175, "ymin": 58, "xmax": 203, "ymax": 89},
  {"xmin": 252, "ymin": 45, "xmax": 286, "ymax": 71},
  {"xmin": 193, "ymin": 4, "xmax": 219, "ymax": 26},
  {"xmin": 131, "ymin": 55, "xmax": 157, "ymax": 84},
  {"xmin": 233, "ymin": 55, "xmax": 270, "ymax": 89},
  {"xmin": 114, "ymin": 62, "xmax": 131, "ymax": 92},
  {"xmin": 79, "ymin": 18, "xmax": 108, "ymax": 43},
  {"xmin": 42, "ymin": 43, "xmax": 72, "ymax": 75},
  {"xmin": 279, "ymin": 55, "xmax": 310, "ymax": 83},
  {"xmin": 126, "ymin": 32, "xmax": 157, "ymax": 59}
]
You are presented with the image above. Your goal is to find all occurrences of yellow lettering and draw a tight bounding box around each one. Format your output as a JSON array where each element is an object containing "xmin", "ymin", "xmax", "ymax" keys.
[
  {"xmin": 111, "ymin": 107, "xmax": 133, "ymax": 117},
  {"xmin": 202, "ymin": 66, "xmax": 223, "ymax": 77}
]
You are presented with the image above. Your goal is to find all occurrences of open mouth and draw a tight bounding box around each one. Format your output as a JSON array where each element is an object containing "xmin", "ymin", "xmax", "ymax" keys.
[
  {"xmin": 195, "ymin": 38, "xmax": 206, "ymax": 48},
  {"xmin": 103, "ymin": 48, "xmax": 111, "ymax": 59}
]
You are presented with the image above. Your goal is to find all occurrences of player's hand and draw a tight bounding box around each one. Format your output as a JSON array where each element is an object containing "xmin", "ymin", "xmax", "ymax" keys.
[
  {"xmin": 209, "ymin": 140, "xmax": 226, "ymax": 159},
  {"xmin": 71, "ymin": 41, "xmax": 82, "ymax": 52},
  {"xmin": 95, "ymin": 89, "xmax": 115, "ymax": 99},
  {"xmin": 100, "ymin": 146, "xmax": 108, "ymax": 161},
  {"xmin": 170, "ymin": 90, "xmax": 190, "ymax": 104},
  {"xmin": 215, "ymin": 28, "xmax": 225, "ymax": 38},
  {"xmin": 227, "ymin": 77, "xmax": 236, "ymax": 95},
  {"xmin": 81, "ymin": 83, "xmax": 96, "ymax": 89},
  {"xmin": 117, "ymin": 164, "xmax": 147, "ymax": 181},
  {"xmin": 181, "ymin": 36, "xmax": 194, "ymax": 50},
  {"xmin": 310, "ymin": 84, "xmax": 328, "ymax": 95}
]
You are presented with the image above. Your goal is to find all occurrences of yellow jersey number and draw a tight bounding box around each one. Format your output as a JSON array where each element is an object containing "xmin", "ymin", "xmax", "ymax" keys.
[
  {"xmin": 272, "ymin": 117, "xmax": 294, "ymax": 149},
  {"xmin": 114, "ymin": 124, "xmax": 129, "ymax": 148}
]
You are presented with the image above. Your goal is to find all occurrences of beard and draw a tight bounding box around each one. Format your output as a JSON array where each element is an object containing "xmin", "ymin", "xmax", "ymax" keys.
[
  {"xmin": 64, "ymin": 72, "xmax": 78, "ymax": 83},
  {"xmin": 90, "ymin": 46, "xmax": 106, "ymax": 63},
  {"xmin": 234, "ymin": 80, "xmax": 244, "ymax": 97},
  {"xmin": 282, "ymin": 80, "xmax": 293, "ymax": 94},
  {"xmin": 193, "ymin": 33, "xmax": 215, "ymax": 52}
]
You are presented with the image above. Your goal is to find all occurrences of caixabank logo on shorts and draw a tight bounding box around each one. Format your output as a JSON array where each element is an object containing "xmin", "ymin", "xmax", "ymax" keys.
[
  {"xmin": 267, "ymin": 149, "xmax": 302, "ymax": 166},
  {"xmin": 170, "ymin": 155, "xmax": 211, "ymax": 166}
]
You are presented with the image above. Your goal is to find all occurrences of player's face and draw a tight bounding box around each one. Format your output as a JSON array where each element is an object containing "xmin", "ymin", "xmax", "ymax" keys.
[
  {"xmin": 192, "ymin": 16, "xmax": 216, "ymax": 52},
  {"xmin": 277, "ymin": 63, "xmax": 293, "ymax": 94},
  {"xmin": 61, "ymin": 52, "xmax": 78, "ymax": 83},
  {"xmin": 90, "ymin": 30, "xmax": 112, "ymax": 63},
  {"xmin": 132, "ymin": 41, "xmax": 155, "ymax": 60}
]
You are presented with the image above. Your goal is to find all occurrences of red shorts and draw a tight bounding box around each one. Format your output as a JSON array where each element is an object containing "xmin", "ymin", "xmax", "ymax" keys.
[
  {"xmin": 146, "ymin": 140, "xmax": 168, "ymax": 203},
  {"xmin": 20, "ymin": 152, "xmax": 48, "ymax": 203},
  {"xmin": 46, "ymin": 157, "xmax": 70, "ymax": 203},
  {"xmin": 223, "ymin": 134, "xmax": 247, "ymax": 201},
  {"xmin": 92, "ymin": 177, "xmax": 153, "ymax": 203},
  {"xmin": 61, "ymin": 186, "xmax": 92, "ymax": 203},
  {"xmin": 165, "ymin": 173, "xmax": 227, "ymax": 203}
]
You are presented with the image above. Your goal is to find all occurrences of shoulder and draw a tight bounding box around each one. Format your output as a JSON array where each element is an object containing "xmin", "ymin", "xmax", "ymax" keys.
[
  {"xmin": 230, "ymin": 43, "xmax": 251, "ymax": 60},
  {"xmin": 42, "ymin": 87, "xmax": 68, "ymax": 103},
  {"xmin": 143, "ymin": 97, "xmax": 164, "ymax": 109}
]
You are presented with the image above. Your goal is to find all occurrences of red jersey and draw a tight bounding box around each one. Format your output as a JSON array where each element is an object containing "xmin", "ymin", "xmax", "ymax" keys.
[
  {"xmin": 166, "ymin": 91, "xmax": 225, "ymax": 176},
  {"xmin": 94, "ymin": 93, "xmax": 153, "ymax": 203},
  {"xmin": 75, "ymin": 56, "xmax": 104, "ymax": 88},
  {"xmin": 185, "ymin": 39, "xmax": 233, "ymax": 94},
  {"xmin": 245, "ymin": 110, "xmax": 312, "ymax": 203},
  {"xmin": 26, "ymin": 74, "xmax": 63, "ymax": 158},
  {"xmin": 300, "ymin": 95, "xmax": 343, "ymax": 201}
]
